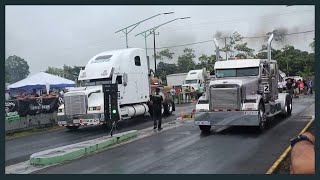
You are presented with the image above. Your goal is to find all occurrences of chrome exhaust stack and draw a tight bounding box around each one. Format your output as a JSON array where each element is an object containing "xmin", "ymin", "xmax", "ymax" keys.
[
  {"xmin": 267, "ymin": 34, "xmax": 274, "ymax": 60},
  {"xmin": 213, "ymin": 38, "xmax": 220, "ymax": 61}
]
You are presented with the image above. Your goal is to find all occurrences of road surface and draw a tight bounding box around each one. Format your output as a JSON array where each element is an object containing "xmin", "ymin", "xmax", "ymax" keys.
[
  {"xmin": 33, "ymin": 95, "xmax": 314, "ymax": 174},
  {"xmin": 5, "ymin": 104, "xmax": 195, "ymax": 166}
]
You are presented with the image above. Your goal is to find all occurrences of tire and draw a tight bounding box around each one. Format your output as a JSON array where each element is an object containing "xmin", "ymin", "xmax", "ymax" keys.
[
  {"xmin": 199, "ymin": 125, "xmax": 211, "ymax": 133},
  {"xmin": 283, "ymin": 96, "xmax": 292, "ymax": 117},
  {"xmin": 257, "ymin": 103, "xmax": 266, "ymax": 132},
  {"xmin": 66, "ymin": 126, "xmax": 79, "ymax": 130},
  {"xmin": 164, "ymin": 103, "xmax": 173, "ymax": 115}
]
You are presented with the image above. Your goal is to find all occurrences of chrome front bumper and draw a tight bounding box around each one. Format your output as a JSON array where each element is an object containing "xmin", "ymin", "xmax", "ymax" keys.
[{"xmin": 194, "ymin": 111, "xmax": 260, "ymax": 126}]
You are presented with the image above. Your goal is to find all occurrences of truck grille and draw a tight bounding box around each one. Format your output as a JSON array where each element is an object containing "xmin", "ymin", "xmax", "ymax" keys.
[
  {"xmin": 210, "ymin": 84, "xmax": 240, "ymax": 110},
  {"xmin": 64, "ymin": 94, "xmax": 87, "ymax": 115}
]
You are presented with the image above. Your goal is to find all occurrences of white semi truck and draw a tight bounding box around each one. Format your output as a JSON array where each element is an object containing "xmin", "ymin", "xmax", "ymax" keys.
[
  {"xmin": 182, "ymin": 69, "xmax": 208, "ymax": 97},
  {"xmin": 194, "ymin": 34, "xmax": 292, "ymax": 132},
  {"xmin": 166, "ymin": 73, "xmax": 188, "ymax": 87},
  {"xmin": 57, "ymin": 48, "xmax": 175, "ymax": 130}
]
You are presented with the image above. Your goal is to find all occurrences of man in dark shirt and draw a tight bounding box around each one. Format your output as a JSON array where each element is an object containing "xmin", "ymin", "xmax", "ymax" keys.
[{"xmin": 152, "ymin": 88, "xmax": 163, "ymax": 130}]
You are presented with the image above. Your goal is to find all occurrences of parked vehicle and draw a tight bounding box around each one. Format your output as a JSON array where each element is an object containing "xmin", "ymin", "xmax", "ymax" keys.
[
  {"xmin": 182, "ymin": 69, "xmax": 208, "ymax": 98},
  {"xmin": 57, "ymin": 48, "xmax": 175, "ymax": 130},
  {"xmin": 194, "ymin": 34, "xmax": 292, "ymax": 133},
  {"xmin": 166, "ymin": 73, "xmax": 188, "ymax": 87}
]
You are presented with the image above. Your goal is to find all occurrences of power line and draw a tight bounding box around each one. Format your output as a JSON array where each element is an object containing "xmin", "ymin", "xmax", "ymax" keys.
[
  {"xmin": 147, "ymin": 30, "xmax": 315, "ymax": 49},
  {"xmin": 160, "ymin": 10, "xmax": 313, "ymax": 32}
]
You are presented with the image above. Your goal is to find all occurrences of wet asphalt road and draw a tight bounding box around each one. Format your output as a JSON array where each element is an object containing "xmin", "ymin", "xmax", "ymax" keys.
[
  {"xmin": 5, "ymin": 104, "xmax": 195, "ymax": 166},
  {"xmin": 35, "ymin": 95, "xmax": 314, "ymax": 174}
]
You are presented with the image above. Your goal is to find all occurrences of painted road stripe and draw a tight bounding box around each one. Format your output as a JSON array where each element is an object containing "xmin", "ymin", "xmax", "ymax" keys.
[{"xmin": 265, "ymin": 116, "xmax": 315, "ymax": 174}]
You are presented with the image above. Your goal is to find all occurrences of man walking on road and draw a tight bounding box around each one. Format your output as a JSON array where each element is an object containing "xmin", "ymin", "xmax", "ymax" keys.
[{"xmin": 152, "ymin": 88, "xmax": 163, "ymax": 131}]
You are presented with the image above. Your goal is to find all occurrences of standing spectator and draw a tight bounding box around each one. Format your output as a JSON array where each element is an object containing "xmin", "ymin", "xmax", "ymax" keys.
[
  {"xmin": 59, "ymin": 90, "xmax": 65, "ymax": 98},
  {"xmin": 152, "ymin": 88, "xmax": 163, "ymax": 131},
  {"xmin": 303, "ymin": 79, "xmax": 308, "ymax": 94},
  {"xmin": 293, "ymin": 79, "xmax": 299, "ymax": 98},
  {"xmin": 175, "ymin": 87, "xmax": 181, "ymax": 104},
  {"xmin": 191, "ymin": 87, "xmax": 196, "ymax": 101},
  {"xmin": 286, "ymin": 78, "xmax": 293, "ymax": 97},
  {"xmin": 298, "ymin": 79, "xmax": 304, "ymax": 95},
  {"xmin": 170, "ymin": 87, "xmax": 176, "ymax": 101},
  {"xmin": 185, "ymin": 86, "xmax": 191, "ymax": 103},
  {"xmin": 307, "ymin": 79, "xmax": 313, "ymax": 94}
]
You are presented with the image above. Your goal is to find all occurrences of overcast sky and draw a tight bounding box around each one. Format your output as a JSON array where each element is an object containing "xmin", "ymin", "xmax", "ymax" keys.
[{"xmin": 6, "ymin": 5, "xmax": 315, "ymax": 75}]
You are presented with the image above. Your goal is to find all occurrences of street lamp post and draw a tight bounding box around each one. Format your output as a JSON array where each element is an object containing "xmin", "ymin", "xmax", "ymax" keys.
[
  {"xmin": 136, "ymin": 17, "xmax": 191, "ymax": 73},
  {"xmin": 115, "ymin": 12, "xmax": 174, "ymax": 48}
]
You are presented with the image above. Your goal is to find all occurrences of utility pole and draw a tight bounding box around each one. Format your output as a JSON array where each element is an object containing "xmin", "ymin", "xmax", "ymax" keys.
[
  {"xmin": 153, "ymin": 29, "xmax": 157, "ymax": 73},
  {"xmin": 115, "ymin": 12, "xmax": 174, "ymax": 48},
  {"xmin": 136, "ymin": 17, "xmax": 191, "ymax": 74}
]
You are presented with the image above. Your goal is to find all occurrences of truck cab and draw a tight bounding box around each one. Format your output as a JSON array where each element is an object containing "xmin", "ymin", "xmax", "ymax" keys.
[
  {"xmin": 194, "ymin": 34, "xmax": 292, "ymax": 133},
  {"xmin": 57, "ymin": 48, "xmax": 150, "ymax": 129},
  {"xmin": 57, "ymin": 48, "xmax": 174, "ymax": 130},
  {"xmin": 182, "ymin": 69, "xmax": 206, "ymax": 97}
]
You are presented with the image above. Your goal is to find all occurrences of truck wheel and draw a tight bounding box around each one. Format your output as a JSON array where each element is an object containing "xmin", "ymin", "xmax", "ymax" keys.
[
  {"xmin": 172, "ymin": 102, "xmax": 175, "ymax": 111},
  {"xmin": 164, "ymin": 103, "xmax": 173, "ymax": 115},
  {"xmin": 284, "ymin": 96, "xmax": 292, "ymax": 117},
  {"xmin": 199, "ymin": 125, "xmax": 211, "ymax": 133},
  {"xmin": 257, "ymin": 103, "xmax": 266, "ymax": 132},
  {"xmin": 66, "ymin": 126, "xmax": 79, "ymax": 130}
]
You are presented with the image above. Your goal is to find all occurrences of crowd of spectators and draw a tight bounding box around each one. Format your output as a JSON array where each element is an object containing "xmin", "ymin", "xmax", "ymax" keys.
[{"xmin": 286, "ymin": 78, "xmax": 313, "ymax": 98}]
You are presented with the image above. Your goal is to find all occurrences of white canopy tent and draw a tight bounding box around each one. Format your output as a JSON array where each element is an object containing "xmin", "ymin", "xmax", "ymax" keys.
[{"xmin": 8, "ymin": 72, "xmax": 76, "ymax": 93}]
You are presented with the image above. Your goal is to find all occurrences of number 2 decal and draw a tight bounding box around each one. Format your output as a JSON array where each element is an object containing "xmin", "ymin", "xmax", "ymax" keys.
[{"xmin": 264, "ymin": 84, "xmax": 270, "ymax": 93}]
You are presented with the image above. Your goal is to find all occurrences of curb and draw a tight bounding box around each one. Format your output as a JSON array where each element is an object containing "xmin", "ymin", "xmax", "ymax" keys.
[
  {"xmin": 265, "ymin": 116, "xmax": 314, "ymax": 174},
  {"xmin": 29, "ymin": 130, "xmax": 138, "ymax": 166}
]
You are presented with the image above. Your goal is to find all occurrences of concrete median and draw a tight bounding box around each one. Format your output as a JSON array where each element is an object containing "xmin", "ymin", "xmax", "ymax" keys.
[{"xmin": 29, "ymin": 130, "xmax": 138, "ymax": 166}]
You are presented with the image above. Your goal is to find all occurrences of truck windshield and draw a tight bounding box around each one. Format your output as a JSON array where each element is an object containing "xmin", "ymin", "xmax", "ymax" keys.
[
  {"xmin": 185, "ymin": 79, "xmax": 198, "ymax": 84},
  {"xmin": 83, "ymin": 78, "xmax": 112, "ymax": 86},
  {"xmin": 216, "ymin": 67, "xmax": 259, "ymax": 78}
]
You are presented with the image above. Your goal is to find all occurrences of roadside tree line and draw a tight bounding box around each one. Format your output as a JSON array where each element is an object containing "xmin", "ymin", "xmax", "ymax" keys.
[{"xmin": 5, "ymin": 32, "xmax": 315, "ymax": 84}]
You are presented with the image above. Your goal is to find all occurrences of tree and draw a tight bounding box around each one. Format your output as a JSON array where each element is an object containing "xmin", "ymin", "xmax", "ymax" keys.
[
  {"xmin": 177, "ymin": 48, "xmax": 196, "ymax": 73},
  {"xmin": 155, "ymin": 62, "xmax": 178, "ymax": 84},
  {"xmin": 220, "ymin": 31, "xmax": 243, "ymax": 58},
  {"xmin": 5, "ymin": 69, "xmax": 11, "ymax": 83},
  {"xmin": 255, "ymin": 45, "xmax": 281, "ymax": 59},
  {"xmin": 5, "ymin": 55, "xmax": 30, "ymax": 83},
  {"xmin": 153, "ymin": 49, "xmax": 174, "ymax": 62},
  {"xmin": 254, "ymin": 44, "xmax": 314, "ymax": 78},
  {"xmin": 275, "ymin": 45, "xmax": 314, "ymax": 77},
  {"xmin": 45, "ymin": 67, "xmax": 64, "ymax": 77},
  {"xmin": 310, "ymin": 38, "xmax": 315, "ymax": 52},
  {"xmin": 45, "ymin": 65, "xmax": 84, "ymax": 81},
  {"xmin": 197, "ymin": 54, "xmax": 217, "ymax": 73},
  {"xmin": 265, "ymin": 28, "xmax": 287, "ymax": 43},
  {"xmin": 234, "ymin": 42, "xmax": 255, "ymax": 58}
]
